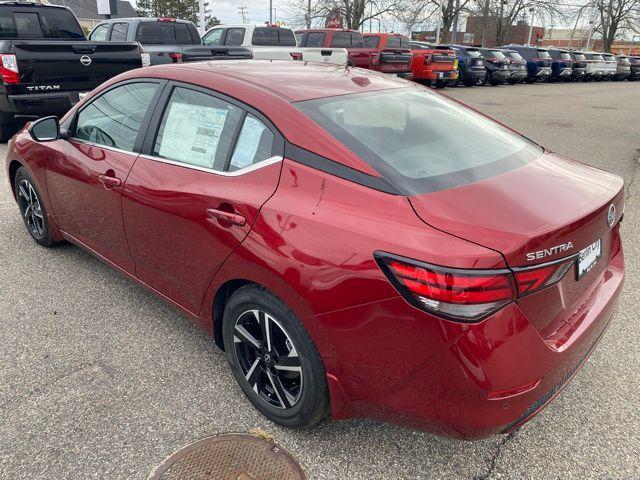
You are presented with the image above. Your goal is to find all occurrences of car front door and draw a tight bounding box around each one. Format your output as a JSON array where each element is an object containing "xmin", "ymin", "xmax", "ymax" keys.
[
  {"xmin": 45, "ymin": 80, "xmax": 164, "ymax": 272},
  {"xmin": 122, "ymin": 83, "xmax": 284, "ymax": 314}
]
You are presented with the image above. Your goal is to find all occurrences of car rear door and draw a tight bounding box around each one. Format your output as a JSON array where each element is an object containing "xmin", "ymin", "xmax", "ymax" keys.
[
  {"xmin": 45, "ymin": 80, "xmax": 164, "ymax": 272},
  {"xmin": 121, "ymin": 83, "xmax": 284, "ymax": 314}
]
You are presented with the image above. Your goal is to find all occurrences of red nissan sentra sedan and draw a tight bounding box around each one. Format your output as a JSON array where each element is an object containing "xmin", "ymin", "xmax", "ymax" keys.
[{"xmin": 5, "ymin": 61, "xmax": 624, "ymax": 439}]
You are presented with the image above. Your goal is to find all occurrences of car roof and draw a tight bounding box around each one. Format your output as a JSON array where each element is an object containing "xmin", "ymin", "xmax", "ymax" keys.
[{"xmin": 145, "ymin": 60, "xmax": 406, "ymax": 102}]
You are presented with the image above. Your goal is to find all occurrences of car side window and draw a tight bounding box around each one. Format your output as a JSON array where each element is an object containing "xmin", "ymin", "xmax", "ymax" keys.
[
  {"xmin": 364, "ymin": 36, "xmax": 379, "ymax": 48},
  {"xmin": 203, "ymin": 27, "xmax": 223, "ymax": 45},
  {"xmin": 229, "ymin": 114, "xmax": 275, "ymax": 172},
  {"xmin": 90, "ymin": 23, "xmax": 109, "ymax": 41},
  {"xmin": 153, "ymin": 87, "xmax": 243, "ymax": 171},
  {"xmin": 110, "ymin": 22, "xmax": 128, "ymax": 41},
  {"xmin": 225, "ymin": 28, "xmax": 245, "ymax": 46},
  {"xmin": 306, "ymin": 32, "xmax": 325, "ymax": 47},
  {"xmin": 74, "ymin": 82, "xmax": 159, "ymax": 151}
]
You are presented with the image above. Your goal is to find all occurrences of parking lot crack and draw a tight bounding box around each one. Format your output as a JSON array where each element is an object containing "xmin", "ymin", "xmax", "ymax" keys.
[{"xmin": 473, "ymin": 431, "xmax": 518, "ymax": 480}]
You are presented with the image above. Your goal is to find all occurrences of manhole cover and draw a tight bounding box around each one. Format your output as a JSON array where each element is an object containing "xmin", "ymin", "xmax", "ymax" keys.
[
  {"xmin": 543, "ymin": 121, "xmax": 576, "ymax": 128},
  {"xmin": 149, "ymin": 434, "xmax": 306, "ymax": 480}
]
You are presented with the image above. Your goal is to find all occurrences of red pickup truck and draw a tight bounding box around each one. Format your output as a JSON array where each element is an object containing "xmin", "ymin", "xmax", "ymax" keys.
[
  {"xmin": 363, "ymin": 33, "xmax": 413, "ymax": 77},
  {"xmin": 409, "ymin": 41, "xmax": 459, "ymax": 87},
  {"xmin": 295, "ymin": 28, "xmax": 377, "ymax": 69}
]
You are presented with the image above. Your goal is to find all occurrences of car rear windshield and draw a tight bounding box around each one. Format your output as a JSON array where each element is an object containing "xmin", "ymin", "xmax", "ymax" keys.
[
  {"xmin": 489, "ymin": 50, "xmax": 506, "ymax": 59},
  {"xmin": 331, "ymin": 31, "xmax": 365, "ymax": 48},
  {"xmin": 508, "ymin": 52, "xmax": 523, "ymax": 60},
  {"xmin": 560, "ymin": 52, "xmax": 572, "ymax": 60},
  {"xmin": 537, "ymin": 50, "xmax": 551, "ymax": 59},
  {"xmin": 572, "ymin": 53, "xmax": 586, "ymax": 61},
  {"xmin": 136, "ymin": 21, "xmax": 198, "ymax": 44},
  {"xmin": 0, "ymin": 7, "xmax": 84, "ymax": 39},
  {"xmin": 252, "ymin": 27, "xmax": 296, "ymax": 46},
  {"xmin": 603, "ymin": 54, "xmax": 615, "ymax": 60},
  {"xmin": 385, "ymin": 35, "xmax": 410, "ymax": 49},
  {"xmin": 295, "ymin": 88, "xmax": 543, "ymax": 194},
  {"xmin": 466, "ymin": 49, "xmax": 482, "ymax": 57}
]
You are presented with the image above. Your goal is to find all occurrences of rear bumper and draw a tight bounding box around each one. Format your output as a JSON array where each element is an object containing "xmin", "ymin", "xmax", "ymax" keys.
[
  {"xmin": 1, "ymin": 91, "xmax": 83, "ymax": 119},
  {"xmin": 314, "ymin": 232, "xmax": 624, "ymax": 439},
  {"xmin": 420, "ymin": 69, "xmax": 458, "ymax": 82}
]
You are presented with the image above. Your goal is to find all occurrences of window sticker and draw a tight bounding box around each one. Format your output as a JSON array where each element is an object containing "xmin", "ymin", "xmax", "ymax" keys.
[
  {"xmin": 158, "ymin": 102, "xmax": 229, "ymax": 168},
  {"xmin": 230, "ymin": 116, "xmax": 267, "ymax": 170}
]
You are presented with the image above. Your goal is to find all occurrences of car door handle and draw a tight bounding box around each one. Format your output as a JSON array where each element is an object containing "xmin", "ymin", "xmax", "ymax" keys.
[
  {"xmin": 207, "ymin": 208, "xmax": 246, "ymax": 227},
  {"xmin": 98, "ymin": 174, "xmax": 122, "ymax": 189}
]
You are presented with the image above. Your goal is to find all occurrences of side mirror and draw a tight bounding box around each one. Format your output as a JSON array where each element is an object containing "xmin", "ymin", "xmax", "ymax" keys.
[{"xmin": 28, "ymin": 116, "xmax": 60, "ymax": 142}]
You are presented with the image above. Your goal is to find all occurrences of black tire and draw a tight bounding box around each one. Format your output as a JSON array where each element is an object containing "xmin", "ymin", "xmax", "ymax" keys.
[
  {"xmin": 14, "ymin": 167, "xmax": 57, "ymax": 247},
  {"xmin": 222, "ymin": 285, "xmax": 330, "ymax": 428},
  {"xmin": 507, "ymin": 79, "xmax": 518, "ymax": 85}
]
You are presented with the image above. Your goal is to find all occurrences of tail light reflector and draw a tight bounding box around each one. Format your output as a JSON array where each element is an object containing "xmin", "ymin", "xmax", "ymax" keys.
[
  {"xmin": 512, "ymin": 260, "xmax": 573, "ymax": 297},
  {"xmin": 290, "ymin": 52, "xmax": 303, "ymax": 61},
  {"xmin": 376, "ymin": 253, "xmax": 515, "ymax": 322},
  {"xmin": 169, "ymin": 52, "xmax": 183, "ymax": 63},
  {"xmin": 0, "ymin": 54, "xmax": 20, "ymax": 83},
  {"xmin": 158, "ymin": 17, "xmax": 176, "ymax": 22}
]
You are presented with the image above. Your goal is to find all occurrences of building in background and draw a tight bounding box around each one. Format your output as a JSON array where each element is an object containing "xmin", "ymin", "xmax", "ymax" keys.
[
  {"xmin": 43, "ymin": 0, "xmax": 137, "ymax": 32},
  {"xmin": 465, "ymin": 16, "xmax": 544, "ymax": 47}
]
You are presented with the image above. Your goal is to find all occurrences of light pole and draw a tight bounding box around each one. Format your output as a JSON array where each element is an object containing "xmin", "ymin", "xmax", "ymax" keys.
[
  {"xmin": 527, "ymin": 6, "xmax": 535, "ymax": 45},
  {"xmin": 435, "ymin": 0, "xmax": 443, "ymax": 44},
  {"xmin": 585, "ymin": 1, "xmax": 599, "ymax": 51},
  {"xmin": 568, "ymin": 7, "xmax": 585, "ymax": 49},
  {"xmin": 198, "ymin": 0, "xmax": 205, "ymax": 34},
  {"xmin": 451, "ymin": 0, "xmax": 461, "ymax": 44},
  {"xmin": 269, "ymin": 0, "xmax": 273, "ymax": 24}
]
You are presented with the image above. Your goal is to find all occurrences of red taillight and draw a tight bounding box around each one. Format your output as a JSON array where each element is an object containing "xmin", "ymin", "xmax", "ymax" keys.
[
  {"xmin": 513, "ymin": 260, "xmax": 573, "ymax": 297},
  {"xmin": 157, "ymin": 17, "xmax": 176, "ymax": 22},
  {"xmin": 423, "ymin": 53, "xmax": 432, "ymax": 65},
  {"xmin": 0, "ymin": 54, "xmax": 20, "ymax": 84},
  {"xmin": 169, "ymin": 52, "xmax": 183, "ymax": 63},
  {"xmin": 377, "ymin": 253, "xmax": 515, "ymax": 322},
  {"xmin": 290, "ymin": 52, "xmax": 303, "ymax": 61}
]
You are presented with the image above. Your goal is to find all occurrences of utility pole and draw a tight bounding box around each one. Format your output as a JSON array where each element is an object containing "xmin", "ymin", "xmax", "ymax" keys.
[
  {"xmin": 269, "ymin": 0, "xmax": 273, "ymax": 24},
  {"xmin": 435, "ymin": 0, "xmax": 443, "ymax": 44},
  {"xmin": 527, "ymin": 5, "xmax": 535, "ymax": 45},
  {"xmin": 198, "ymin": 0, "xmax": 205, "ymax": 34},
  {"xmin": 451, "ymin": 0, "xmax": 460, "ymax": 44},
  {"xmin": 307, "ymin": 0, "xmax": 311, "ymax": 28},
  {"xmin": 498, "ymin": 0, "xmax": 505, "ymax": 45},
  {"xmin": 237, "ymin": 6, "xmax": 248, "ymax": 23}
]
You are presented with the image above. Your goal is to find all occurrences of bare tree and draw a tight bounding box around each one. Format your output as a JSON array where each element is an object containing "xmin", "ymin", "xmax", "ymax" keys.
[
  {"xmin": 594, "ymin": 0, "xmax": 640, "ymax": 51},
  {"xmin": 393, "ymin": 0, "xmax": 436, "ymax": 34},
  {"xmin": 433, "ymin": 0, "xmax": 473, "ymax": 42}
]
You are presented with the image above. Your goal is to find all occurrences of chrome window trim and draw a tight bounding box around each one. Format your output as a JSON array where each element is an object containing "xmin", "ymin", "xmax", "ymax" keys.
[
  {"xmin": 68, "ymin": 138, "xmax": 136, "ymax": 156},
  {"xmin": 138, "ymin": 153, "xmax": 284, "ymax": 177}
]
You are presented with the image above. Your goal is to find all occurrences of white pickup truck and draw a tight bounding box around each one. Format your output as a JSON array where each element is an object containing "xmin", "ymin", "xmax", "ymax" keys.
[{"xmin": 202, "ymin": 24, "xmax": 348, "ymax": 66}]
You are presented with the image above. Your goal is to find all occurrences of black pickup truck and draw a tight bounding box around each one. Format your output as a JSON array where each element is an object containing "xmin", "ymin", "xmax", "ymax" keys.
[{"xmin": 0, "ymin": 2, "xmax": 148, "ymax": 141}]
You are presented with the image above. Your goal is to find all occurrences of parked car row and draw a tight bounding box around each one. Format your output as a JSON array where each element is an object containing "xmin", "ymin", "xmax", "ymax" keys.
[{"xmin": 448, "ymin": 43, "xmax": 640, "ymax": 87}]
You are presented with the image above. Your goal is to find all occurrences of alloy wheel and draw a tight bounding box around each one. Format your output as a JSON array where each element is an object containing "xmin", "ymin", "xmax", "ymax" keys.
[
  {"xmin": 17, "ymin": 179, "xmax": 45, "ymax": 239},
  {"xmin": 233, "ymin": 309, "xmax": 303, "ymax": 410}
]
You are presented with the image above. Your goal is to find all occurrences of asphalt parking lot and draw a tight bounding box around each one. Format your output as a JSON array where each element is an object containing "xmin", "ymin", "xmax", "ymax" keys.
[{"xmin": 1, "ymin": 81, "xmax": 639, "ymax": 479}]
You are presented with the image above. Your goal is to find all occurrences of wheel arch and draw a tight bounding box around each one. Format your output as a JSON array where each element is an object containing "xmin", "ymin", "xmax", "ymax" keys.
[
  {"xmin": 211, "ymin": 278, "xmax": 255, "ymax": 350},
  {"xmin": 8, "ymin": 159, "xmax": 24, "ymax": 200}
]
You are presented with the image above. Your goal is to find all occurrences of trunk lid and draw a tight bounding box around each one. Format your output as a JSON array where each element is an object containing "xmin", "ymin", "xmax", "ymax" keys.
[
  {"xmin": 12, "ymin": 41, "xmax": 142, "ymax": 93},
  {"xmin": 408, "ymin": 152, "xmax": 623, "ymax": 268},
  {"xmin": 409, "ymin": 152, "xmax": 624, "ymax": 340}
]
